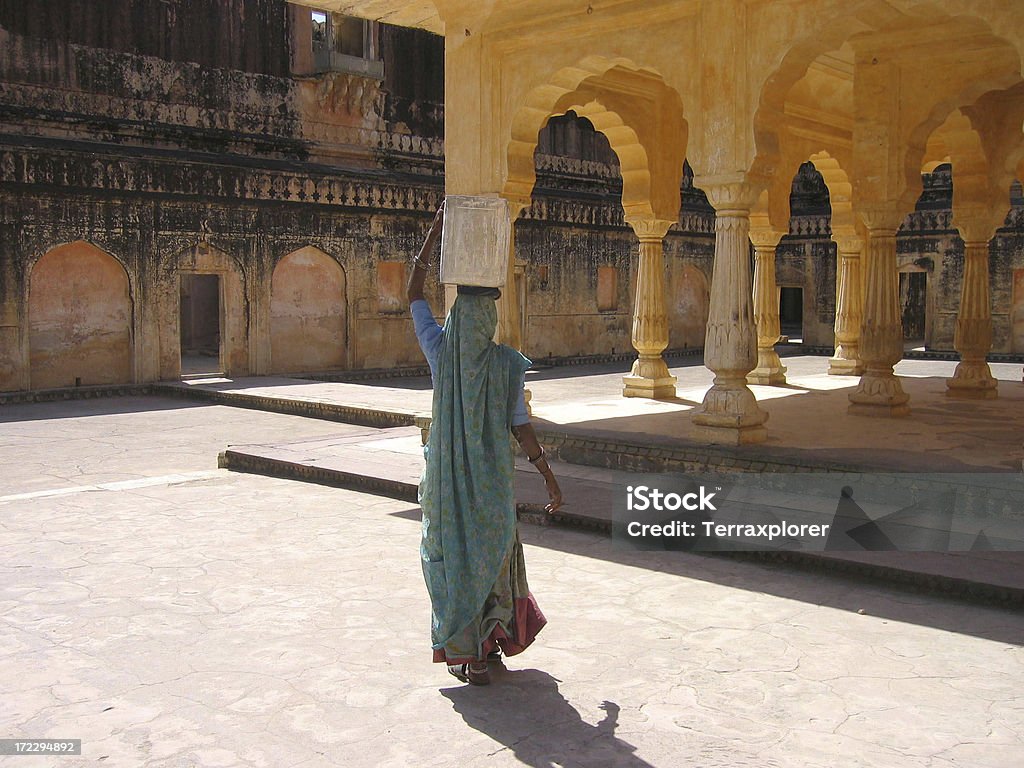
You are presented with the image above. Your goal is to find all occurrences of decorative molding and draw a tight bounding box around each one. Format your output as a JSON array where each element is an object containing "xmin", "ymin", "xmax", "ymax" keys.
[
  {"xmin": 0, "ymin": 145, "xmax": 443, "ymax": 212},
  {"xmin": 534, "ymin": 153, "xmax": 619, "ymax": 180}
]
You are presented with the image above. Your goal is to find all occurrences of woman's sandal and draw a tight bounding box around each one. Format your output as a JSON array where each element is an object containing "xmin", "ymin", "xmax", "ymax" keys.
[{"xmin": 448, "ymin": 662, "xmax": 490, "ymax": 686}]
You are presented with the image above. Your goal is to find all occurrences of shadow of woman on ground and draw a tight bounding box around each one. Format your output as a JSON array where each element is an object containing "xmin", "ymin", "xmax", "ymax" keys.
[{"xmin": 440, "ymin": 667, "xmax": 655, "ymax": 767}]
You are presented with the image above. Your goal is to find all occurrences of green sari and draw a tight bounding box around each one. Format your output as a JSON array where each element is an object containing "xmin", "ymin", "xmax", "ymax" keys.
[{"xmin": 418, "ymin": 294, "xmax": 546, "ymax": 663}]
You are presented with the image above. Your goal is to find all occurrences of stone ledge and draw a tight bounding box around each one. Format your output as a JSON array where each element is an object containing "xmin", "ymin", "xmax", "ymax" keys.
[
  {"xmin": 0, "ymin": 383, "xmax": 154, "ymax": 405},
  {"xmin": 153, "ymin": 383, "xmax": 418, "ymax": 428}
]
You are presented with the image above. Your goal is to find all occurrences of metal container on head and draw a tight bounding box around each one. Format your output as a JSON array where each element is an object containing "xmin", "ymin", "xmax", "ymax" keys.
[{"xmin": 439, "ymin": 195, "xmax": 511, "ymax": 287}]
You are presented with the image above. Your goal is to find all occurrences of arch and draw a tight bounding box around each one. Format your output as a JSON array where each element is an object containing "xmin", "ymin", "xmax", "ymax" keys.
[
  {"xmin": 270, "ymin": 246, "xmax": 347, "ymax": 373},
  {"xmin": 504, "ymin": 57, "xmax": 687, "ymax": 222},
  {"xmin": 752, "ymin": 2, "xmax": 1024, "ymax": 217},
  {"xmin": 668, "ymin": 263, "xmax": 709, "ymax": 350},
  {"xmin": 808, "ymin": 151, "xmax": 855, "ymax": 235},
  {"xmin": 29, "ymin": 241, "xmax": 133, "ymax": 389}
]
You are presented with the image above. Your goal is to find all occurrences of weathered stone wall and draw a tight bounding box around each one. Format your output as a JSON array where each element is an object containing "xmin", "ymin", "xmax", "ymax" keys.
[
  {"xmin": 776, "ymin": 228, "xmax": 838, "ymax": 350},
  {"xmin": 0, "ymin": 2, "xmax": 451, "ymax": 392},
  {"xmin": 1, "ymin": 191, "xmax": 456, "ymax": 387},
  {"xmin": 0, "ymin": 0, "xmax": 292, "ymax": 77}
]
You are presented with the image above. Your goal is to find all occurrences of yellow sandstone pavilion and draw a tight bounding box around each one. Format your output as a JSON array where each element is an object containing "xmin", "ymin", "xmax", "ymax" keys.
[{"xmin": 307, "ymin": 0, "xmax": 1024, "ymax": 444}]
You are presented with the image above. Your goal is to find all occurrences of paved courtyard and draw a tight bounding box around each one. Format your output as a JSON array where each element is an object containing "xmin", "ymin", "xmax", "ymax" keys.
[{"xmin": 2, "ymin": 397, "xmax": 1023, "ymax": 766}]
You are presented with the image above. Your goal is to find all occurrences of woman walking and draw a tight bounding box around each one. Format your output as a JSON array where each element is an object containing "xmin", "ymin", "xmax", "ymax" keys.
[{"xmin": 407, "ymin": 203, "xmax": 563, "ymax": 686}]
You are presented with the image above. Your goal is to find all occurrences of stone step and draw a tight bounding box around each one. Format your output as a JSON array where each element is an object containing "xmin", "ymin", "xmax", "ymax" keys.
[{"xmin": 218, "ymin": 429, "xmax": 1024, "ymax": 606}]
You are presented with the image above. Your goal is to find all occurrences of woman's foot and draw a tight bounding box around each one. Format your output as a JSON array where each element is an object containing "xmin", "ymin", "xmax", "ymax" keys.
[{"xmin": 448, "ymin": 662, "xmax": 490, "ymax": 686}]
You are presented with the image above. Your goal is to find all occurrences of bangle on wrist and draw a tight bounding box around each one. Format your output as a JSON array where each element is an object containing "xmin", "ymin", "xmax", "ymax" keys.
[
  {"xmin": 528, "ymin": 447, "xmax": 546, "ymax": 465},
  {"xmin": 413, "ymin": 257, "xmax": 431, "ymax": 270}
]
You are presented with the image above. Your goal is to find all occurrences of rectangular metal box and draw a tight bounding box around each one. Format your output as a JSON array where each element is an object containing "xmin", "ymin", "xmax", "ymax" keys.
[{"xmin": 439, "ymin": 195, "xmax": 511, "ymax": 287}]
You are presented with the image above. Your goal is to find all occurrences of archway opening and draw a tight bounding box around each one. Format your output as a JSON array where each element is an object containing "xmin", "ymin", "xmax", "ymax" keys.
[
  {"xmin": 523, "ymin": 111, "xmax": 628, "ymax": 360},
  {"xmin": 179, "ymin": 273, "xmax": 222, "ymax": 376}
]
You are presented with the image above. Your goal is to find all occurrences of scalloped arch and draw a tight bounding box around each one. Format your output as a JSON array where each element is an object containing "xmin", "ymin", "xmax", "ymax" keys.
[{"xmin": 504, "ymin": 56, "xmax": 686, "ymax": 222}]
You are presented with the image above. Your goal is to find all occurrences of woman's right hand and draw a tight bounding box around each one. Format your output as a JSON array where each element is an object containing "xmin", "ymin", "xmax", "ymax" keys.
[
  {"xmin": 429, "ymin": 201, "xmax": 445, "ymax": 236},
  {"xmin": 544, "ymin": 474, "xmax": 563, "ymax": 514}
]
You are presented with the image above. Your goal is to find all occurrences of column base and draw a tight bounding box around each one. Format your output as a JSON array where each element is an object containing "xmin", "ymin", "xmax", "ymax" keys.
[
  {"xmin": 746, "ymin": 348, "xmax": 787, "ymax": 386},
  {"xmin": 623, "ymin": 355, "xmax": 676, "ymax": 399},
  {"xmin": 692, "ymin": 377, "xmax": 768, "ymax": 444},
  {"xmin": 828, "ymin": 356, "xmax": 864, "ymax": 376},
  {"xmin": 848, "ymin": 370, "xmax": 910, "ymax": 417},
  {"xmin": 622, "ymin": 375, "xmax": 677, "ymax": 399},
  {"xmin": 691, "ymin": 422, "xmax": 768, "ymax": 446},
  {"xmin": 945, "ymin": 366, "xmax": 997, "ymax": 399}
]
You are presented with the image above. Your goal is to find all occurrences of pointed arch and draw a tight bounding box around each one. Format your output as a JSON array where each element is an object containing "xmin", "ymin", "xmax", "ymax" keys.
[
  {"xmin": 270, "ymin": 246, "xmax": 347, "ymax": 373},
  {"xmin": 29, "ymin": 241, "xmax": 133, "ymax": 389}
]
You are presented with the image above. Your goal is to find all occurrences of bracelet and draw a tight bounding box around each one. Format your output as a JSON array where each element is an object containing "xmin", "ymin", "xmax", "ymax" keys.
[
  {"xmin": 528, "ymin": 447, "xmax": 546, "ymax": 465},
  {"xmin": 413, "ymin": 257, "xmax": 431, "ymax": 270}
]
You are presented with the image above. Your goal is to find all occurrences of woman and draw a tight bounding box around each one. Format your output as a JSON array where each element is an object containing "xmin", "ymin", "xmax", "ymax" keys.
[{"xmin": 407, "ymin": 203, "xmax": 563, "ymax": 686}]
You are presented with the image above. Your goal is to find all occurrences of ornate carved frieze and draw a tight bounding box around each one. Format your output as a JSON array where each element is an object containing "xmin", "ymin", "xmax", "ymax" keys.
[{"xmin": 0, "ymin": 145, "xmax": 442, "ymax": 213}]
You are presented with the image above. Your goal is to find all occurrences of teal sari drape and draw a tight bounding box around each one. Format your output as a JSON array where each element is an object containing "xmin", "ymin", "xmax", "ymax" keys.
[{"xmin": 418, "ymin": 294, "xmax": 531, "ymax": 656}]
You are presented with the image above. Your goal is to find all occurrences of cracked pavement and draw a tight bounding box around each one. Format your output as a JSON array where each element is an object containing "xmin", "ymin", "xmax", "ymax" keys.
[{"xmin": 1, "ymin": 397, "xmax": 1022, "ymax": 766}]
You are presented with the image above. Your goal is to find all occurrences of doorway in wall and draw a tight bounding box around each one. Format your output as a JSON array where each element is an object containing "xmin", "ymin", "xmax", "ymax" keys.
[
  {"xmin": 899, "ymin": 271, "xmax": 927, "ymax": 348},
  {"xmin": 180, "ymin": 273, "xmax": 222, "ymax": 376},
  {"xmin": 779, "ymin": 286, "xmax": 803, "ymax": 343}
]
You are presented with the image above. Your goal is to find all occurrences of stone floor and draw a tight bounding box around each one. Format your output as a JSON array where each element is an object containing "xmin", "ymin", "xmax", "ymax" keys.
[{"xmin": 2, "ymin": 396, "xmax": 1023, "ymax": 767}]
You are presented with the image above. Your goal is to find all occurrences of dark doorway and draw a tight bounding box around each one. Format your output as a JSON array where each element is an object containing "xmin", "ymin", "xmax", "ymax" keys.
[
  {"xmin": 779, "ymin": 286, "xmax": 803, "ymax": 343},
  {"xmin": 180, "ymin": 273, "xmax": 222, "ymax": 375},
  {"xmin": 899, "ymin": 271, "xmax": 927, "ymax": 344}
]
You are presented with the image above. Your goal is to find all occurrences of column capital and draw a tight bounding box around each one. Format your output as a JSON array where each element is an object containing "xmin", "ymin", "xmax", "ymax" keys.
[
  {"xmin": 624, "ymin": 217, "xmax": 674, "ymax": 242},
  {"xmin": 952, "ymin": 203, "xmax": 1006, "ymax": 246},
  {"xmin": 701, "ymin": 179, "xmax": 764, "ymax": 214},
  {"xmin": 857, "ymin": 207, "xmax": 902, "ymax": 233},
  {"xmin": 832, "ymin": 231, "xmax": 864, "ymax": 255},
  {"xmin": 749, "ymin": 225, "xmax": 784, "ymax": 250}
]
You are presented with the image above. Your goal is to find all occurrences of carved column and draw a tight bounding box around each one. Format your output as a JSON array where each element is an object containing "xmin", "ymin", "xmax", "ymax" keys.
[
  {"xmin": 848, "ymin": 210, "xmax": 909, "ymax": 416},
  {"xmin": 947, "ymin": 217, "xmax": 998, "ymax": 399},
  {"xmin": 496, "ymin": 199, "xmax": 531, "ymax": 412},
  {"xmin": 693, "ymin": 182, "xmax": 767, "ymax": 444},
  {"xmin": 622, "ymin": 218, "xmax": 676, "ymax": 399},
  {"xmin": 828, "ymin": 233, "xmax": 864, "ymax": 375},
  {"xmin": 747, "ymin": 227, "xmax": 787, "ymax": 385}
]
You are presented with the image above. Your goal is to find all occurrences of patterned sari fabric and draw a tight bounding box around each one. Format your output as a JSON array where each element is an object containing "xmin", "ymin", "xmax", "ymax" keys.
[{"xmin": 418, "ymin": 294, "xmax": 547, "ymax": 664}]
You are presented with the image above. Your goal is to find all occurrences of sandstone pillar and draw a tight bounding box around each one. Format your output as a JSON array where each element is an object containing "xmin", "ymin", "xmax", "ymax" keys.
[
  {"xmin": 496, "ymin": 199, "xmax": 531, "ymax": 411},
  {"xmin": 693, "ymin": 183, "xmax": 767, "ymax": 443},
  {"xmin": 848, "ymin": 211, "xmax": 909, "ymax": 416},
  {"xmin": 622, "ymin": 218, "xmax": 676, "ymax": 399},
  {"xmin": 747, "ymin": 227, "xmax": 787, "ymax": 385},
  {"xmin": 946, "ymin": 217, "xmax": 998, "ymax": 399},
  {"xmin": 250, "ymin": 257, "xmax": 272, "ymax": 377},
  {"xmin": 828, "ymin": 233, "xmax": 865, "ymax": 375},
  {"xmin": 0, "ymin": 253, "xmax": 27, "ymax": 392}
]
